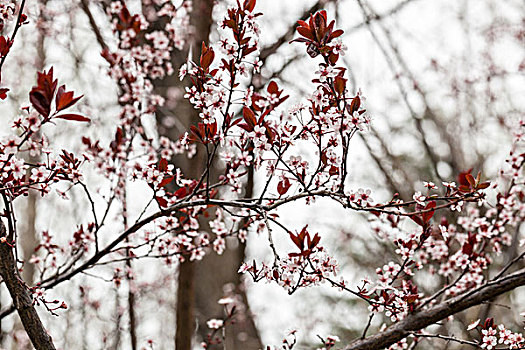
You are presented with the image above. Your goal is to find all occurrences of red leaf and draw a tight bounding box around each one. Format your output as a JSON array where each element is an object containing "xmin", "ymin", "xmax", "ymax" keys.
[
  {"xmin": 296, "ymin": 20, "xmax": 308, "ymax": 28},
  {"xmin": 334, "ymin": 76, "xmax": 346, "ymax": 95},
  {"xmin": 200, "ymin": 42, "xmax": 215, "ymax": 71},
  {"xmin": 243, "ymin": 0, "xmax": 256, "ymax": 12},
  {"xmin": 348, "ymin": 95, "xmax": 361, "ymax": 114},
  {"xmin": 328, "ymin": 165, "xmax": 339, "ymax": 176},
  {"xmin": 409, "ymin": 214, "xmax": 423, "ymax": 227},
  {"xmin": 242, "ymin": 45, "xmax": 257, "ymax": 56},
  {"xmin": 0, "ymin": 88, "xmax": 8, "ymax": 100},
  {"xmin": 477, "ymin": 181, "xmax": 490, "ymax": 189},
  {"xmin": 156, "ymin": 196, "xmax": 168, "ymax": 208},
  {"xmin": 421, "ymin": 201, "xmax": 436, "ymax": 224},
  {"xmin": 242, "ymin": 106, "xmax": 257, "ymax": 127},
  {"xmin": 457, "ymin": 168, "xmax": 473, "ymax": 187},
  {"xmin": 458, "ymin": 185, "xmax": 471, "ymax": 193},
  {"xmin": 462, "ymin": 242, "xmax": 473, "ymax": 255},
  {"xmin": 297, "ymin": 26, "xmax": 315, "ymax": 41},
  {"xmin": 465, "ymin": 173, "xmax": 476, "ymax": 188},
  {"xmin": 308, "ymin": 233, "xmax": 320, "ymax": 250},
  {"xmin": 158, "ymin": 158, "xmax": 168, "ymax": 172},
  {"xmin": 205, "ymin": 121, "xmax": 218, "ymax": 140},
  {"xmin": 159, "ymin": 175, "xmax": 174, "ymax": 188},
  {"xmin": 0, "ymin": 36, "xmax": 11, "ymax": 56},
  {"xmin": 190, "ymin": 124, "xmax": 202, "ymax": 142},
  {"xmin": 30, "ymin": 68, "xmax": 58, "ymax": 117},
  {"xmin": 484, "ymin": 318, "xmax": 494, "ymax": 330},
  {"xmin": 30, "ymin": 90, "xmax": 51, "ymax": 117},
  {"xmin": 289, "ymin": 232, "xmax": 303, "ymax": 251},
  {"xmin": 328, "ymin": 51, "xmax": 339, "ymax": 65},
  {"xmin": 277, "ymin": 177, "xmax": 291, "ymax": 195},
  {"xmin": 329, "ymin": 29, "xmax": 344, "ymax": 41},
  {"xmin": 55, "ymin": 85, "xmax": 83, "ymax": 111},
  {"xmin": 174, "ymin": 186, "xmax": 188, "ymax": 199},
  {"xmin": 267, "ymin": 81, "xmax": 279, "ymax": 95},
  {"xmin": 55, "ymin": 113, "xmax": 90, "ymax": 122}
]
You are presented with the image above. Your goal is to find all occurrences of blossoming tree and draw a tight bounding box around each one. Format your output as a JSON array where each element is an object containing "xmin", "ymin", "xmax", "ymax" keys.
[{"xmin": 0, "ymin": 1, "xmax": 523, "ymax": 349}]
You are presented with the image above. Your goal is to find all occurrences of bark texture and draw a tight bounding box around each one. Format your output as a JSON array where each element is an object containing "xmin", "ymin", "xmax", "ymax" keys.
[
  {"xmin": 0, "ymin": 221, "xmax": 56, "ymax": 350},
  {"xmin": 345, "ymin": 269, "xmax": 525, "ymax": 350}
]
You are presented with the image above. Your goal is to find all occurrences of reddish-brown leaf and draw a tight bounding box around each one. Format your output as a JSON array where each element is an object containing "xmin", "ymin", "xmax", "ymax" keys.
[
  {"xmin": 55, "ymin": 113, "xmax": 90, "ymax": 122},
  {"xmin": 329, "ymin": 29, "xmax": 344, "ymax": 41},
  {"xmin": 465, "ymin": 173, "xmax": 476, "ymax": 188},
  {"xmin": 200, "ymin": 42, "xmax": 215, "ymax": 71},
  {"xmin": 334, "ymin": 76, "xmax": 346, "ymax": 95},
  {"xmin": 296, "ymin": 20, "xmax": 308, "ymax": 28},
  {"xmin": 277, "ymin": 177, "xmax": 291, "ymax": 196},
  {"xmin": 457, "ymin": 168, "xmax": 473, "ymax": 187},
  {"xmin": 349, "ymin": 95, "xmax": 361, "ymax": 114},
  {"xmin": 242, "ymin": 106, "xmax": 257, "ymax": 127},
  {"xmin": 56, "ymin": 85, "xmax": 83, "ymax": 112},
  {"xmin": 190, "ymin": 125, "xmax": 202, "ymax": 142},
  {"xmin": 158, "ymin": 158, "xmax": 168, "ymax": 172},
  {"xmin": 267, "ymin": 81, "xmax": 279, "ymax": 95},
  {"xmin": 155, "ymin": 196, "xmax": 168, "ymax": 208},
  {"xmin": 243, "ymin": 0, "xmax": 256, "ymax": 12},
  {"xmin": 159, "ymin": 175, "xmax": 174, "ymax": 188},
  {"xmin": 174, "ymin": 186, "xmax": 188, "ymax": 199},
  {"xmin": 308, "ymin": 233, "xmax": 320, "ymax": 250},
  {"xmin": 0, "ymin": 88, "xmax": 8, "ymax": 100},
  {"xmin": 477, "ymin": 181, "xmax": 490, "ymax": 189},
  {"xmin": 30, "ymin": 90, "xmax": 51, "ymax": 117},
  {"xmin": 421, "ymin": 201, "xmax": 436, "ymax": 224},
  {"xmin": 289, "ymin": 232, "xmax": 303, "ymax": 251},
  {"xmin": 297, "ymin": 26, "xmax": 314, "ymax": 41}
]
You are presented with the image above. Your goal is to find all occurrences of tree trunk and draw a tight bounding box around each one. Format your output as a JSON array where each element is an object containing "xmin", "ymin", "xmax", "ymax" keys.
[
  {"xmin": 0, "ymin": 222, "xmax": 56, "ymax": 350},
  {"xmin": 175, "ymin": 260, "xmax": 195, "ymax": 349},
  {"xmin": 150, "ymin": 0, "xmax": 262, "ymax": 348}
]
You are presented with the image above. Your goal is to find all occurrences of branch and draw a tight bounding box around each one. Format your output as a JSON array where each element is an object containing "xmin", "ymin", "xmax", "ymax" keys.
[
  {"xmin": 0, "ymin": 221, "xmax": 56, "ymax": 350},
  {"xmin": 258, "ymin": 0, "xmax": 334, "ymax": 63},
  {"xmin": 0, "ymin": 0, "xmax": 26, "ymax": 72},
  {"xmin": 0, "ymin": 304, "xmax": 15, "ymax": 319},
  {"xmin": 409, "ymin": 332, "xmax": 480, "ymax": 348},
  {"xmin": 80, "ymin": 0, "xmax": 109, "ymax": 50},
  {"xmin": 33, "ymin": 188, "xmax": 478, "ymax": 290},
  {"xmin": 346, "ymin": 0, "xmax": 421, "ymax": 35},
  {"xmin": 344, "ymin": 268, "xmax": 525, "ymax": 349},
  {"xmin": 355, "ymin": 0, "xmax": 445, "ymax": 183}
]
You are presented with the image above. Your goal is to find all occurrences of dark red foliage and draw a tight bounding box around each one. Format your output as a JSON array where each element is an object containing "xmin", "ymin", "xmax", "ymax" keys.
[
  {"xmin": 55, "ymin": 85, "xmax": 83, "ymax": 112},
  {"xmin": 289, "ymin": 225, "xmax": 321, "ymax": 258},
  {"xmin": 290, "ymin": 10, "xmax": 344, "ymax": 64},
  {"xmin": 457, "ymin": 169, "xmax": 490, "ymax": 193},
  {"xmin": 54, "ymin": 114, "xmax": 90, "ymax": 122},
  {"xmin": 29, "ymin": 68, "xmax": 57, "ymax": 117},
  {"xmin": 277, "ymin": 177, "xmax": 291, "ymax": 196},
  {"xmin": 0, "ymin": 36, "xmax": 12, "ymax": 57},
  {"xmin": 409, "ymin": 201, "xmax": 436, "ymax": 227},
  {"xmin": 0, "ymin": 87, "xmax": 8, "ymax": 99}
]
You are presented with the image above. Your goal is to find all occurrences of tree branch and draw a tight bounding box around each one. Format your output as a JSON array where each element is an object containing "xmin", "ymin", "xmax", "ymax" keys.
[
  {"xmin": 258, "ymin": 0, "xmax": 334, "ymax": 63},
  {"xmin": 80, "ymin": 0, "xmax": 109, "ymax": 50},
  {"xmin": 0, "ymin": 221, "xmax": 56, "ymax": 350},
  {"xmin": 345, "ymin": 268, "xmax": 525, "ymax": 349}
]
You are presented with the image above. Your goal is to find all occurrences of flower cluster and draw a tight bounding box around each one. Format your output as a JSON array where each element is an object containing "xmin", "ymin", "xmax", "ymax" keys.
[
  {"xmin": 357, "ymin": 126, "xmax": 523, "ymax": 338},
  {"xmin": 239, "ymin": 225, "xmax": 339, "ymax": 294},
  {"xmin": 467, "ymin": 318, "xmax": 525, "ymax": 349},
  {"xmin": 1, "ymin": 68, "xmax": 87, "ymax": 205}
]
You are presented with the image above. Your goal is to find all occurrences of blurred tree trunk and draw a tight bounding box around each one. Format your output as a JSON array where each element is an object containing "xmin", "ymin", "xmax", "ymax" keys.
[{"xmin": 149, "ymin": 1, "xmax": 262, "ymax": 349}]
